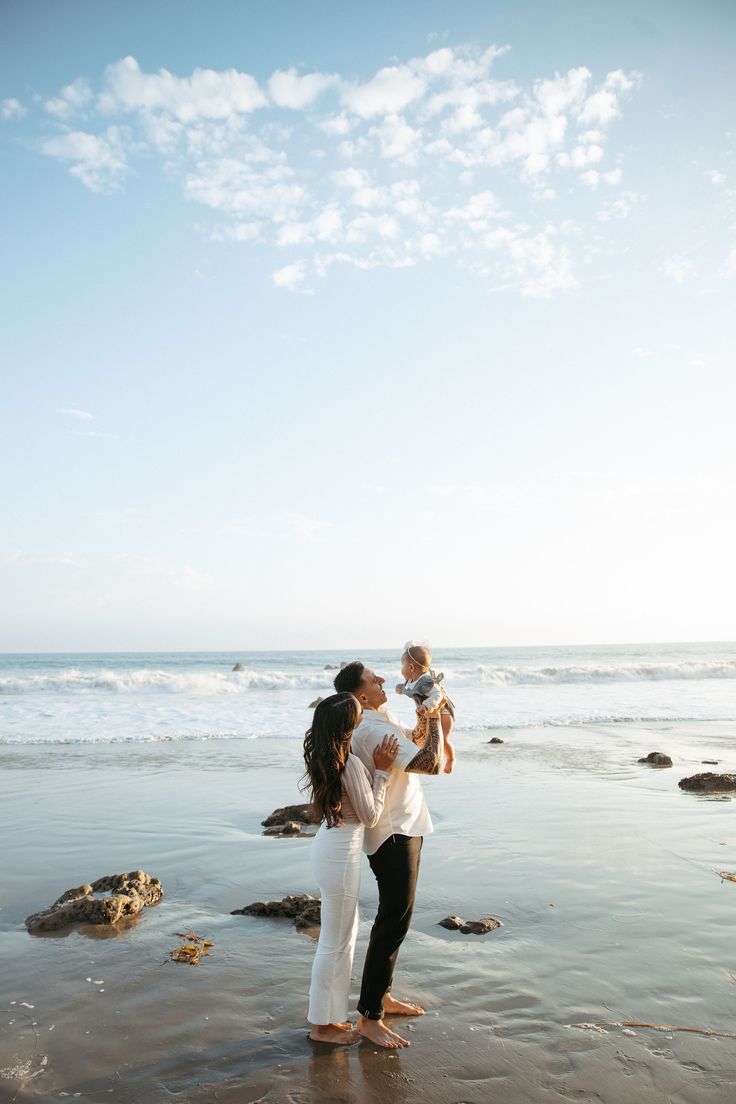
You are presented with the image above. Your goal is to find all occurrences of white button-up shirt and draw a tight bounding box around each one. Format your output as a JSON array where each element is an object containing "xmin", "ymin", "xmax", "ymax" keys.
[{"xmin": 348, "ymin": 706, "xmax": 433, "ymax": 855}]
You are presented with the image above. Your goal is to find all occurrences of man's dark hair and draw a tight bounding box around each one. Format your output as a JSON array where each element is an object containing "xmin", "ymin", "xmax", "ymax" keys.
[{"xmin": 333, "ymin": 661, "xmax": 365, "ymax": 695}]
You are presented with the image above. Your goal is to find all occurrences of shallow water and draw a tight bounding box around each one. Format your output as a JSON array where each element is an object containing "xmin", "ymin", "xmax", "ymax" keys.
[{"xmin": 2, "ymin": 721, "xmax": 736, "ymax": 1101}]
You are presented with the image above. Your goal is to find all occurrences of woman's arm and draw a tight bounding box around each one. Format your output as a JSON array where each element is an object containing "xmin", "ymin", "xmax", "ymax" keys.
[{"xmin": 343, "ymin": 755, "xmax": 390, "ymax": 828}]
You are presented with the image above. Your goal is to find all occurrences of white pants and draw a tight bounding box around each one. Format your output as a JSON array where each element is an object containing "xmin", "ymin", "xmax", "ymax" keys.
[{"xmin": 307, "ymin": 821, "xmax": 363, "ymax": 1025}]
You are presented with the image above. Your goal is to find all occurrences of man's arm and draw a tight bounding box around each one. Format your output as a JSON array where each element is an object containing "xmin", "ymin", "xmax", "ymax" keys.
[{"xmin": 404, "ymin": 715, "xmax": 442, "ymax": 774}]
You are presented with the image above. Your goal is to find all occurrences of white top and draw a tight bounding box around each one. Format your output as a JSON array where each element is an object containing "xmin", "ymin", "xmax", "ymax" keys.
[
  {"xmin": 349, "ymin": 706, "xmax": 434, "ymax": 855},
  {"xmin": 340, "ymin": 754, "xmax": 390, "ymax": 828}
]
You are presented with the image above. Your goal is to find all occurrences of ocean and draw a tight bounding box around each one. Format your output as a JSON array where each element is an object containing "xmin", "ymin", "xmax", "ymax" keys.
[{"xmin": 2, "ymin": 640, "xmax": 736, "ymax": 745}]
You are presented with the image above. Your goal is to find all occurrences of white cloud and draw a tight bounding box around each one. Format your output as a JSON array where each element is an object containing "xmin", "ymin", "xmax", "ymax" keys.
[
  {"xmin": 268, "ymin": 68, "xmax": 337, "ymax": 109},
  {"xmin": 370, "ymin": 114, "xmax": 421, "ymax": 161},
  {"xmin": 99, "ymin": 56, "xmax": 267, "ymax": 121},
  {"xmin": 276, "ymin": 206, "xmax": 343, "ymax": 246},
  {"xmin": 29, "ymin": 46, "xmax": 642, "ymax": 298},
  {"xmin": 58, "ymin": 406, "xmax": 93, "ymax": 419},
  {"xmin": 707, "ymin": 170, "xmax": 726, "ymax": 186},
  {"xmin": 2, "ymin": 97, "xmax": 27, "ymax": 120},
  {"xmin": 272, "ymin": 260, "xmax": 310, "ymax": 292},
  {"xmin": 317, "ymin": 113, "xmax": 353, "ymax": 136},
  {"xmin": 41, "ymin": 127, "xmax": 129, "ymax": 192},
  {"xmin": 659, "ymin": 254, "xmax": 693, "ymax": 283},
  {"xmin": 535, "ymin": 67, "xmax": 590, "ymax": 117},
  {"xmin": 597, "ymin": 191, "xmax": 639, "ymax": 221},
  {"xmin": 578, "ymin": 70, "xmax": 639, "ymax": 126},
  {"xmin": 341, "ymin": 65, "xmax": 427, "ymax": 118},
  {"xmin": 184, "ymin": 159, "xmax": 306, "ymax": 220},
  {"xmin": 46, "ymin": 78, "xmax": 93, "ymax": 119}
]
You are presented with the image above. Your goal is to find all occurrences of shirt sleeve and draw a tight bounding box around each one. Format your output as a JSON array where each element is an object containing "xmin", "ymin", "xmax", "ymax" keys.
[{"xmin": 343, "ymin": 755, "xmax": 390, "ymax": 828}]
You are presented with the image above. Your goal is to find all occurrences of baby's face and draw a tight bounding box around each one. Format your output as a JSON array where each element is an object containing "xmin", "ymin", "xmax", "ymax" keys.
[{"xmin": 400, "ymin": 654, "xmax": 413, "ymax": 680}]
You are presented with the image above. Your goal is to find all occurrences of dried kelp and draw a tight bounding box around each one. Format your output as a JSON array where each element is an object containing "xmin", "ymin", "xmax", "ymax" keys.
[{"xmin": 167, "ymin": 928, "xmax": 213, "ymax": 965}]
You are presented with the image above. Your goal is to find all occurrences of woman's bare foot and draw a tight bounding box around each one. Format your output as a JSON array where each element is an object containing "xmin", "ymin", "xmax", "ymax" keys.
[
  {"xmin": 357, "ymin": 1015, "xmax": 410, "ymax": 1048},
  {"xmin": 309, "ymin": 1023, "xmax": 359, "ymax": 1045},
  {"xmin": 382, "ymin": 994, "xmax": 425, "ymax": 1016}
]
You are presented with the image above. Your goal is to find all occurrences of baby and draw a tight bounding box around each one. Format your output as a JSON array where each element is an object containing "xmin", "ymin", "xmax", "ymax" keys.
[{"xmin": 396, "ymin": 642, "xmax": 456, "ymax": 774}]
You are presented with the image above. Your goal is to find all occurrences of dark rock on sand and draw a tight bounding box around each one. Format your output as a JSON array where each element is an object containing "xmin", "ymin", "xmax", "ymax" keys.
[
  {"xmin": 262, "ymin": 803, "xmax": 315, "ymax": 827},
  {"xmin": 438, "ymin": 915, "xmax": 465, "ymax": 930},
  {"xmin": 324, "ymin": 664, "xmax": 337, "ymax": 670},
  {"xmin": 702, "ymin": 760, "xmax": 720, "ymax": 765},
  {"xmin": 679, "ymin": 772, "xmax": 736, "ymax": 794},
  {"xmin": 308, "ymin": 697, "xmax": 324, "ymax": 708},
  {"xmin": 25, "ymin": 870, "xmax": 163, "ymax": 933},
  {"xmin": 460, "ymin": 917, "xmax": 502, "ymax": 935},
  {"xmin": 233, "ymin": 893, "xmax": 321, "ymax": 930},
  {"xmin": 232, "ymin": 663, "xmax": 245, "ymax": 672},
  {"xmin": 637, "ymin": 751, "xmax": 673, "ymax": 767},
  {"xmin": 263, "ymin": 821, "xmax": 304, "ymax": 837},
  {"xmin": 488, "ymin": 737, "xmax": 504, "ymax": 744}
]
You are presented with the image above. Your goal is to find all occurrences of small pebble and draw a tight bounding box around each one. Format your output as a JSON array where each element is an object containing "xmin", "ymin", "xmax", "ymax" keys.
[{"xmin": 622, "ymin": 1028, "xmax": 637, "ymax": 1036}]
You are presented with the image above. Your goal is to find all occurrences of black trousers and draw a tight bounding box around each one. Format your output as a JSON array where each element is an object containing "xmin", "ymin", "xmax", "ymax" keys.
[{"xmin": 357, "ymin": 834, "xmax": 423, "ymax": 1019}]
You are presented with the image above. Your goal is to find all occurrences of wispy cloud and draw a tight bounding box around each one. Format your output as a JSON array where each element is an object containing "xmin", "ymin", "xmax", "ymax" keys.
[
  {"xmin": 2, "ymin": 97, "xmax": 27, "ymax": 120},
  {"xmin": 27, "ymin": 45, "xmax": 642, "ymax": 296},
  {"xmin": 57, "ymin": 406, "xmax": 93, "ymax": 419}
]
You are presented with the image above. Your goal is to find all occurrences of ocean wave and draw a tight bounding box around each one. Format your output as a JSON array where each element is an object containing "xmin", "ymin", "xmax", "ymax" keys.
[
  {"xmin": 0, "ymin": 667, "xmax": 329, "ymax": 695},
  {"xmin": 456, "ymin": 660, "xmax": 736, "ymax": 687}
]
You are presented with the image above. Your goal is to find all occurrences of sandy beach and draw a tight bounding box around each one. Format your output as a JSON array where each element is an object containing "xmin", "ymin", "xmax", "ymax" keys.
[{"xmin": 2, "ymin": 718, "xmax": 736, "ymax": 1103}]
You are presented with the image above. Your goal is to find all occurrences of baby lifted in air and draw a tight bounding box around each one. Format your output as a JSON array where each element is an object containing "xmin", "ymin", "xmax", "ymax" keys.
[{"xmin": 396, "ymin": 642, "xmax": 456, "ymax": 774}]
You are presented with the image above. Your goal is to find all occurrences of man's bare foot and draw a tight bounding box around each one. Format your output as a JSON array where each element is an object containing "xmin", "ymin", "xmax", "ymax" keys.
[
  {"xmin": 383, "ymin": 994, "xmax": 425, "ymax": 1016},
  {"xmin": 357, "ymin": 1015, "xmax": 410, "ymax": 1048},
  {"xmin": 309, "ymin": 1023, "xmax": 359, "ymax": 1045}
]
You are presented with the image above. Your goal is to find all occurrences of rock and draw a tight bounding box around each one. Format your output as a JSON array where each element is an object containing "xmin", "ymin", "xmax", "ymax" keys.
[
  {"xmin": 438, "ymin": 915, "xmax": 464, "ymax": 930},
  {"xmin": 679, "ymin": 772, "xmax": 736, "ymax": 794},
  {"xmin": 460, "ymin": 917, "xmax": 502, "ymax": 935},
  {"xmin": 232, "ymin": 663, "xmax": 245, "ymax": 672},
  {"xmin": 637, "ymin": 752, "xmax": 673, "ymax": 767},
  {"xmin": 25, "ymin": 870, "xmax": 163, "ymax": 933},
  {"xmin": 488, "ymin": 737, "xmax": 504, "ymax": 744},
  {"xmin": 702, "ymin": 760, "xmax": 720, "ymax": 765},
  {"xmin": 263, "ymin": 821, "xmax": 304, "ymax": 837},
  {"xmin": 262, "ymin": 803, "xmax": 315, "ymax": 827},
  {"xmin": 324, "ymin": 664, "xmax": 337, "ymax": 670},
  {"xmin": 308, "ymin": 697, "xmax": 324, "ymax": 709},
  {"xmin": 232, "ymin": 893, "xmax": 321, "ymax": 930}
]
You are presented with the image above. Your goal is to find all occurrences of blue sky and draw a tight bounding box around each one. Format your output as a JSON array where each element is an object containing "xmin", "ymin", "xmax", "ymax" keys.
[{"xmin": 1, "ymin": 0, "xmax": 735, "ymax": 651}]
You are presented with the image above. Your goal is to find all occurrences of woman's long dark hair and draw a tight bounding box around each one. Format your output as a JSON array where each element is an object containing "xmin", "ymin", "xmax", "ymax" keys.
[{"xmin": 302, "ymin": 692, "xmax": 361, "ymax": 828}]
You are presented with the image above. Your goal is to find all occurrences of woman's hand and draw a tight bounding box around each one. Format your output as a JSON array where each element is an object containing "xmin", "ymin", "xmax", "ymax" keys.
[{"xmin": 373, "ymin": 734, "xmax": 399, "ymax": 771}]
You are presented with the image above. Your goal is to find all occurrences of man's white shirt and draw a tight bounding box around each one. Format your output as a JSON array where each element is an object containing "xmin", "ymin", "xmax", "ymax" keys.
[{"xmin": 349, "ymin": 706, "xmax": 434, "ymax": 855}]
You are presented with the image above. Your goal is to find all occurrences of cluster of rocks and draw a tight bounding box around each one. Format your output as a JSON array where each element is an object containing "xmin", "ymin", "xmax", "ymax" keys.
[
  {"xmin": 232, "ymin": 893, "xmax": 321, "ymax": 930},
  {"xmin": 488, "ymin": 737, "xmax": 504, "ymax": 745},
  {"xmin": 438, "ymin": 915, "xmax": 502, "ymax": 935},
  {"xmin": 25, "ymin": 870, "xmax": 163, "ymax": 933},
  {"xmin": 636, "ymin": 750, "xmax": 736, "ymax": 793},
  {"xmin": 636, "ymin": 751, "xmax": 736, "ymax": 794},
  {"xmin": 262, "ymin": 803, "xmax": 315, "ymax": 838}
]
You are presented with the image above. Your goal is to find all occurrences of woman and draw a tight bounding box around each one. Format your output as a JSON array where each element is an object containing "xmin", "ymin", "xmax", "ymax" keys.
[{"xmin": 303, "ymin": 691, "xmax": 398, "ymax": 1044}]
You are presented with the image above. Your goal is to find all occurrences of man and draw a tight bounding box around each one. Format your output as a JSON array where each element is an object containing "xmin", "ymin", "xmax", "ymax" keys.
[{"xmin": 333, "ymin": 660, "xmax": 444, "ymax": 1049}]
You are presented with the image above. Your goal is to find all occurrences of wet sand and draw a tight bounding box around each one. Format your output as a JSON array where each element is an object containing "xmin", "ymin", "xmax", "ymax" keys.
[{"xmin": 2, "ymin": 721, "xmax": 736, "ymax": 1103}]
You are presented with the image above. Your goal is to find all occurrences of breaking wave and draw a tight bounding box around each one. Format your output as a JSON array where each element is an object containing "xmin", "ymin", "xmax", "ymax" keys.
[
  {"xmin": 0, "ymin": 668, "xmax": 328, "ymax": 695},
  {"xmin": 461, "ymin": 660, "xmax": 736, "ymax": 687}
]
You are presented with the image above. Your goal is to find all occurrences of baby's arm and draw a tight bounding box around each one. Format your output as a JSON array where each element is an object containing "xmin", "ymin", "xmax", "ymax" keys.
[{"xmin": 441, "ymin": 712, "xmax": 456, "ymax": 774}]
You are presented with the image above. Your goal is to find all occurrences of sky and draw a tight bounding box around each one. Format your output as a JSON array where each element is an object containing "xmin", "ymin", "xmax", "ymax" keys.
[{"xmin": 1, "ymin": 0, "xmax": 735, "ymax": 652}]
